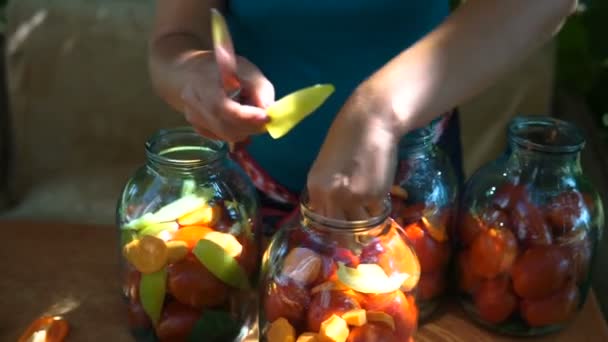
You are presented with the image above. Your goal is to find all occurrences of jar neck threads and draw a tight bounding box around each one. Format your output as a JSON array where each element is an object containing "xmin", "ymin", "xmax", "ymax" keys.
[
  {"xmin": 398, "ymin": 126, "xmax": 435, "ymax": 157},
  {"xmin": 299, "ymin": 192, "xmax": 392, "ymax": 233},
  {"xmin": 144, "ymin": 127, "xmax": 228, "ymax": 173},
  {"xmin": 506, "ymin": 116, "xmax": 584, "ymax": 175}
]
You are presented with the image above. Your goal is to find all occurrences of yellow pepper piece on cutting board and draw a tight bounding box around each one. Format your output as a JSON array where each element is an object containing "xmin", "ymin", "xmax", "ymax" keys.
[{"xmin": 266, "ymin": 84, "xmax": 335, "ymax": 139}]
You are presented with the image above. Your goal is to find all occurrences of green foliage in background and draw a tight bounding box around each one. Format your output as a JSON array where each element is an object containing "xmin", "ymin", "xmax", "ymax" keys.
[{"xmin": 556, "ymin": 0, "xmax": 608, "ymax": 129}]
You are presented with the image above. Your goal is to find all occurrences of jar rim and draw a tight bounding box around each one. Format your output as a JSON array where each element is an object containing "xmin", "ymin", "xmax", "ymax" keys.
[
  {"xmin": 400, "ymin": 126, "xmax": 435, "ymax": 149},
  {"xmin": 145, "ymin": 127, "xmax": 228, "ymax": 168},
  {"xmin": 299, "ymin": 191, "xmax": 391, "ymax": 231},
  {"xmin": 508, "ymin": 116, "xmax": 586, "ymax": 154}
]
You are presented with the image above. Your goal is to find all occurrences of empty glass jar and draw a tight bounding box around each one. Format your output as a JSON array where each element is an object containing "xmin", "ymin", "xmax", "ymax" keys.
[
  {"xmin": 390, "ymin": 126, "xmax": 458, "ymax": 320},
  {"xmin": 116, "ymin": 127, "xmax": 261, "ymax": 341},
  {"xmin": 259, "ymin": 194, "xmax": 420, "ymax": 342},
  {"xmin": 455, "ymin": 116, "xmax": 604, "ymax": 336}
]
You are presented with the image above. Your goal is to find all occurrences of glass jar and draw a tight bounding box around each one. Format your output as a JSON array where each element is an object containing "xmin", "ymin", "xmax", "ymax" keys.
[
  {"xmin": 455, "ymin": 116, "xmax": 604, "ymax": 336},
  {"xmin": 116, "ymin": 127, "xmax": 261, "ymax": 342},
  {"xmin": 259, "ymin": 195, "xmax": 420, "ymax": 342},
  {"xmin": 390, "ymin": 127, "xmax": 458, "ymax": 320}
]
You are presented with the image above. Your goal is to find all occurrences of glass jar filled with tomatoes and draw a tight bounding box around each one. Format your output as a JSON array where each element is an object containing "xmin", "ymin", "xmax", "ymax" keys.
[
  {"xmin": 455, "ymin": 116, "xmax": 604, "ymax": 336},
  {"xmin": 260, "ymin": 194, "xmax": 421, "ymax": 342},
  {"xmin": 390, "ymin": 126, "xmax": 458, "ymax": 320},
  {"xmin": 116, "ymin": 127, "xmax": 261, "ymax": 342}
]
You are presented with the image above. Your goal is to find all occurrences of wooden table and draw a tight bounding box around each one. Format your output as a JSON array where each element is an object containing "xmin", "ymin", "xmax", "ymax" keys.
[{"xmin": 3, "ymin": 220, "xmax": 608, "ymax": 341}]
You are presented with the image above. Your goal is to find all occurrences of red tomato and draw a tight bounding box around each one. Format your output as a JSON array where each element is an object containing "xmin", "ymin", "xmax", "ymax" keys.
[
  {"xmin": 156, "ymin": 301, "xmax": 200, "ymax": 342},
  {"xmin": 458, "ymin": 211, "xmax": 486, "ymax": 246},
  {"xmin": 520, "ymin": 282, "xmax": 579, "ymax": 327},
  {"xmin": 123, "ymin": 266, "xmax": 141, "ymax": 303},
  {"xmin": 307, "ymin": 290, "xmax": 362, "ymax": 333},
  {"xmin": 127, "ymin": 301, "xmax": 152, "ymax": 329},
  {"xmin": 346, "ymin": 323, "xmax": 400, "ymax": 342},
  {"xmin": 469, "ymin": 228, "xmax": 518, "ymax": 279},
  {"xmin": 481, "ymin": 208, "xmax": 511, "ymax": 230},
  {"xmin": 511, "ymin": 245, "xmax": 572, "ymax": 299},
  {"xmin": 333, "ymin": 247, "xmax": 360, "ymax": 268},
  {"xmin": 362, "ymin": 291, "xmax": 418, "ymax": 341},
  {"xmin": 545, "ymin": 190, "xmax": 588, "ymax": 237},
  {"xmin": 510, "ymin": 201, "xmax": 553, "ymax": 246},
  {"xmin": 167, "ymin": 255, "xmax": 228, "ymax": 309},
  {"xmin": 473, "ymin": 276, "xmax": 518, "ymax": 324},
  {"xmin": 492, "ymin": 183, "xmax": 528, "ymax": 210},
  {"xmin": 458, "ymin": 251, "xmax": 483, "ymax": 295},
  {"xmin": 559, "ymin": 230, "xmax": 593, "ymax": 284},
  {"xmin": 264, "ymin": 279, "xmax": 311, "ymax": 330},
  {"xmin": 404, "ymin": 222, "xmax": 450, "ymax": 273},
  {"xmin": 418, "ymin": 271, "xmax": 447, "ymax": 301},
  {"xmin": 234, "ymin": 235, "xmax": 258, "ymax": 276}
]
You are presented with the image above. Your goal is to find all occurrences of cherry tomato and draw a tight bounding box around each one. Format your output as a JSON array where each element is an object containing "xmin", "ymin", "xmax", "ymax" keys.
[
  {"xmin": 458, "ymin": 211, "xmax": 486, "ymax": 246},
  {"xmin": 264, "ymin": 279, "xmax": 311, "ymax": 330},
  {"xmin": 492, "ymin": 183, "xmax": 528, "ymax": 211},
  {"xmin": 18, "ymin": 316, "xmax": 69, "ymax": 342},
  {"xmin": 307, "ymin": 290, "xmax": 362, "ymax": 333},
  {"xmin": 346, "ymin": 323, "xmax": 399, "ymax": 342},
  {"xmin": 362, "ymin": 291, "xmax": 418, "ymax": 341},
  {"xmin": 404, "ymin": 222, "xmax": 450, "ymax": 273},
  {"xmin": 127, "ymin": 301, "xmax": 152, "ymax": 329},
  {"xmin": 545, "ymin": 190, "xmax": 588, "ymax": 237},
  {"xmin": 123, "ymin": 266, "xmax": 141, "ymax": 303},
  {"xmin": 511, "ymin": 245, "xmax": 572, "ymax": 299},
  {"xmin": 469, "ymin": 228, "xmax": 518, "ymax": 279},
  {"xmin": 156, "ymin": 301, "xmax": 200, "ymax": 342},
  {"xmin": 167, "ymin": 255, "xmax": 228, "ymax": 309},
  {"xmin": 333, "ymin": 247, "xmax": 360, "ymax": 268},
  {"xmin": 520, "ymin": 281, "xmax": 579, "ymax": 327},
  {"xmin": 458, "ymin": 251, "xmax": 482, "ymax": 295},
  {"xmin": 418, "ymin": 271, "xmax": 446, "ymax": 301},
  {"xmin": 510, "ymin": 201, "xmax": 553, "ymax": 246},
  {"xmin": 473, "ymin": 276, "xmax": 518, "ymax": 324}
]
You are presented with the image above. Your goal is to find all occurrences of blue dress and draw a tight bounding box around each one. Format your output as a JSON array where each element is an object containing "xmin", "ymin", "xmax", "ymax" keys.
[{"xmin": 226, "ymin": 1, "xmax": 464, "ymax": 192}]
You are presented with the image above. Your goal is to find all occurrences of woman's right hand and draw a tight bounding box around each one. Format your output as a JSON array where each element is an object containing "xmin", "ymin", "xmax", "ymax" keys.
[{"xmin": 180, "ymin": 54, "xmax": 275, "ymax": 142}]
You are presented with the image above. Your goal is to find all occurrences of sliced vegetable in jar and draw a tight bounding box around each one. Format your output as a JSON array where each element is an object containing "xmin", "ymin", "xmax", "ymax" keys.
[
  {"xmin": 193, "ymin": 238, "xmax": 250, "ymax": 289},
  {"xmin": 139, "ymin": 268, "xmax": 167, "ymax": 324},
  {"xmin": 336, "ymin": 262, "xmax": 409, "ymax": 294},
  {"xmin": 139, "ymin": 221, "xmax": 179, "ymax": 239}
]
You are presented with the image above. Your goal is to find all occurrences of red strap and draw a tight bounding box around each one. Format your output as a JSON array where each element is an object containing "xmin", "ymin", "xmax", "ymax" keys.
[{"xmin": 230, "ymin": 141, "xmax": 299, "ymax": 206}]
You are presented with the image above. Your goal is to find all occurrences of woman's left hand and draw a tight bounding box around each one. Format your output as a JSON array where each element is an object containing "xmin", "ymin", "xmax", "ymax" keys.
[{"xmin": 307, "ymin": 76, "xmax": 403, "ymax": 221}]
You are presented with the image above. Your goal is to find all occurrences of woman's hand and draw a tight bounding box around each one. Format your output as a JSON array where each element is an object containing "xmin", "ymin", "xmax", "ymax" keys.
[
  {"xmin": 180, "ymin": 54, "xmax": 275, "ymax": 142},
  {"xmin": 307, "ymin": 76, "xmax": 403, "ymax": 221}
]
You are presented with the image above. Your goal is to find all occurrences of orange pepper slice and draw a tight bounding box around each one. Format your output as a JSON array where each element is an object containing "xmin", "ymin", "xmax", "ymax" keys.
[
  {"xmin": 170, "ymin": 225, "xmax": 213, "ymax": 249},
  {"xmin": 18, "ymin": 316, "xmax": 69, "ymax": 342}
]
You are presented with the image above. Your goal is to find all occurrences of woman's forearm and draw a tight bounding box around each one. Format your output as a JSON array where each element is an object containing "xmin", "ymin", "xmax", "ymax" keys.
[{"xmin": 379, "ymin": 0, "xmax": 577, "ymax": 135}]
